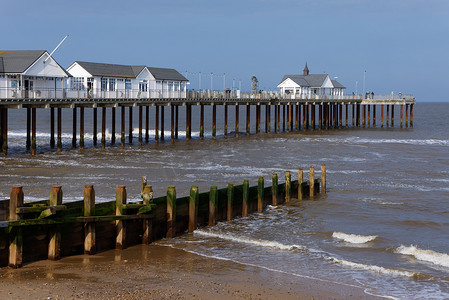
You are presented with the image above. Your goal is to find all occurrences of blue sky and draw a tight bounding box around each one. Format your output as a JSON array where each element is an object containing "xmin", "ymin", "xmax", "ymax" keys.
[{"xmin": 2, "ymin": 0, "xmax": 448, "ymax": 101}]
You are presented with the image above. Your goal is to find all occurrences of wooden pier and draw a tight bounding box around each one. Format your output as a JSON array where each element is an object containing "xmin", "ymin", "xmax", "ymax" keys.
[
  {"xmin": 0, "ymin": 94, "xmax": 415, "ymax": 155},
  {"xmin": 0, "ymin": 166, "xmax": 325, "ymax": 268}
]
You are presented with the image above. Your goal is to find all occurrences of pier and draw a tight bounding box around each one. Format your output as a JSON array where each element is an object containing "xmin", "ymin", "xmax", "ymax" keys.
[
  {"xmin": 0, "ymin": 167, "xmax": 324, "ymax": 268},
  {"xmin": 0, "ymin": 91, "xmax": 415, "ymax": 155}
]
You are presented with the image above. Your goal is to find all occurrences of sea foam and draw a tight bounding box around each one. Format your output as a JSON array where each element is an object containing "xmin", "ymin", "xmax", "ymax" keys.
[
  {"xmin": 194, "ymin": 230, "xmax": 304, "ymax": 251},
  {"xmin": 395, "ymin": 245, "xmax": 449, "ymax": 268},
  {"xmin": 332, "ymin": 232, "xmax": 377, "ymax": 244},
  {"xmin": 329, "ymin": 257, "xmax": 416, "ymax": 278}
]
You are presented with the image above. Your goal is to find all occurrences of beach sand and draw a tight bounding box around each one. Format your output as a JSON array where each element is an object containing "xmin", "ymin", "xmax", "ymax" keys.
[{"xmin": 0, "ymin": 244, "xmax": 384, "ymax": 299}]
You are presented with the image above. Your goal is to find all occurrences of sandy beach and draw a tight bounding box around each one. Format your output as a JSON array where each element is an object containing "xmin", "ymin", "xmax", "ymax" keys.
[{"xmin": 0, "ymin": 243, "xmax": 385, "ymax": 300}]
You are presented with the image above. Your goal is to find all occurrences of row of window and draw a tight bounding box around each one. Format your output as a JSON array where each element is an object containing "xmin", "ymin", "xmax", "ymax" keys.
[{"xmin": 69, "ymin": 78, "xmax": 186, "ymax": 91}]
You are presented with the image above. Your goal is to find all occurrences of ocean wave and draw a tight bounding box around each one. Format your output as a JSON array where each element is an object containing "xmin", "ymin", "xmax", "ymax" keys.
[
  {"xmin": 329, "ymin": 257, "xmax": 416, "ymax": 278},
  {"xmin": 194, "ymin": 230, "xmax": 305, "ymax": 251},
  {"xmin": 332, "ymin": 232, "xmax": 377, "ymax": 244},
  {"xmin": 395, "ymin": 245, "xmax": 449, "ymax": 268}
]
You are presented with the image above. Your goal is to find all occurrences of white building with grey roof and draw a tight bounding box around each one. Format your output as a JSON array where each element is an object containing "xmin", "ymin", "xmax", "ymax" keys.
[
  {"xmin": 278, "ymin": 63, "xmax": 345, "ymax": 98},
  {"xmin": 0, "ymin": 50, "xmax": 69, "ymax": 99},
  {"xmin": 66, "ymin": 61, "xmax": 188, "ymax": 99}
]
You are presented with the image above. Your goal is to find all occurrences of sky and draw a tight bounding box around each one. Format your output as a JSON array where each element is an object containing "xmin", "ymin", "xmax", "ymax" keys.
[{"xmin": 2, "ymin": 0, "xmax": 448, "ymax": 101}]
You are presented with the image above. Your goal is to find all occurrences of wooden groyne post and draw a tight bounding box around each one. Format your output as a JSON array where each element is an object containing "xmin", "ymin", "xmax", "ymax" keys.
[{"xmin": 84, "ymin": 185, "xmax": 96, "ymax": 255}]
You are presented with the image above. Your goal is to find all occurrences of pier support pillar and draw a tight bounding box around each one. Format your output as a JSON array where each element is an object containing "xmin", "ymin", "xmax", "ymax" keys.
[
  {"xmin": 318, "ymin": 104, "xmax": 322, "ymax": 130},
  {"xmin": 128, "ymin": 106, "xmax": 133, "ymax": 144},
  {"xmin": 345, "ymin": 104, "xmax": 348, "ymax": 128},
  {"xmin": 268, "ymin": 104, "xmax": 271, "ymax": 133},
  {"xmin": 391, "ymin": 105, "xmax": 395, "ymax": 127},
  {"xmin": 256, "ymin": 104, "xmax": 260, "ymax": 134},
  {"xmin": 155, "ymin": 105, "xmax": 159, "ymax": 144},
  {"xmin": 286, "ymin": 104, "xmax": 290, "ymax": 132},
  {"xmin": 373, "ymin": 105, "xmax": 376, "ymax": 127},
  {"xmin": 160, "ymin": 106, "xmax": 164, "ymax": 141},
  {"xmin": 282, "ymin": 105, "xmax": 286, "ymax": 132},
  {"xmin": 277, "ymin": 104, "xmax": 281, "ymax": 133},
  {"xmin": 410, "ymin": 104, "xmax": 414, "ymax": 127},
  {"xmin": 406, "ymin": 104, "xmax": 409, "ymax": 128},
  {"xmin": 296, "ymin": 104, "xmax": 299, "ymax": 131},
  {"xmin": 200, "ymin": 104, "xmax": 204, "ymax": 139},
  {"xmin": 356, "ymin": 104, "xmax": 360, "ymax": 127},
  {"xmin": 386, "ymin": 105, "xmax": 390, "ymax": 128},
  {"xmin": 381, "ymin": 105, "xmax": 384, "ymax": 128},
  {"xmin": 362, "ymin": 105, "xmax": 366, "ymax": 128},
  {"xmin": 212, "ymin": 104, "xmax": 216, "ymax": 139},
  {"xmin": 26, "ymin": 108, "xmax": 31, "ymax": 151},
  {"xmin": 31, "ymin": 108, "xmax": 36, "ymax": 155},
  {"xmin": 400, "ymin": 105, "xmax": 403, "ymax": 128},
  {"xmin": 139, "ymin": 106, "xmax": 143, "ymax": 146},
  {"xmin": 175, "ymin": 105, "xmax": 179, "ymax": 139},
  {"xmin": 352, "ymin": 104, "xmax": 355, "ymax": 128},
  {"xmin": 339, "ymin": 104, "xmax": 343, "ymax": 128},
  {"xmin": 186, "ymin": 104, "xmax": 191, "ymax": 140},
  {"xmin": 368, "ymin": 105, "xmax": 371, "ymax": 128},
  {"xmin": 235, "ymin": 104, "xmax": 239, "ymax": 137},
  {"xmin": 80, "ymin": 107, "xmax": 84, "ymax": 149},
  {"xmin": 93, "ymin": 107, "xmax": 97, "ymax": 146},
  {"xmin": 84, "ymin": 185, "xmax": 96, "ymax": 255},
  {"xmin": 121, "ymin": 106, "xmax": 125, "ymax": 146},
  {"xmin": 224, "ymin": 103, "xmax": 228, "ymax": 138},
  {"xmin": 274, "ymin": 104, "xmax": 278, "ymax": 133},
  {"xmin": 72, "ymin": 107, "xmax": 77, "ymax": 148},
  {"xmin": 50, "ymin": 107, "xmax": 55, "ymax": 149},
  {"xmin": 101, "ymin": 107, "xmax": 106, "ymax": 149},
  {"xmin": 246, "ymin": 103, "xmax": 250, "ymax": 136},
  {"xmin": 145, "ymin": 106, "xmax": 149, "ymax": 143},
  {"xmin": 171, "ymin": 105, "xmax": 175, "ymax": 143},
  {"xmin": 57, "ymin": 108, "xmax": 62, "ymax": 152},
  {"xmin": 111, "ymin": 107, "xmax": 116, "ymax": 145}
]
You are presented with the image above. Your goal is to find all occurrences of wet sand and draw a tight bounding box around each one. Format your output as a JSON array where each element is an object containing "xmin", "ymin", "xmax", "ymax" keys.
[{"xmin": 0, "ymin": 244, "xmax": 384, "ymax": 300}]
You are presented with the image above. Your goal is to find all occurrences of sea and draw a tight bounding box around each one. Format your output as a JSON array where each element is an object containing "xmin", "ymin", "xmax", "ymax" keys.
[{"xmin": 1, "ymin": 102, "xmax": 448, "ymax": 299}]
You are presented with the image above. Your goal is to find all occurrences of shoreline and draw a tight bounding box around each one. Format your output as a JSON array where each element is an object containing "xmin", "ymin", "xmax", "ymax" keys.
[{"xmin": 0, "ymin": 243, "xmax": 385, "ymax": 300}]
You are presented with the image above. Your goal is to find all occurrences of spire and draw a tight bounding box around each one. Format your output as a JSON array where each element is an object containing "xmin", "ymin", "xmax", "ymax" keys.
[{"xmin": 303, "ymin": 62, "xmax": 309, "ymax": 76}]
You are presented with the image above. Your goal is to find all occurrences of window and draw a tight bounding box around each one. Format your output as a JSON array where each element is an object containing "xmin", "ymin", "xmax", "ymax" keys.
[
  {"xmin": 7, "ymin": 75, "xmax": 17, "ymax": 79},
  {"xmin": 101, "ymin": 78, "xmax": 108, "ymax": 91},
  {"xmin": 117, "ymin": 79, "xmax": 124, "ymax": 82},
  {"xmin": 71, "ymin": 77, "xmax": 84, "ymax": 90},
  {"xmin": 109, "ymin": 78, "xmax": 116, "ymax": 91},
  {"xmin": 181, "ymin": 82, "xmax": 186, "ymax": 91},
  {"xmin": 125, "ymin": 79, "xmax": 132, "ymax": 90},
  {"xmin": 174, "ymin": 82, "xmax": 179, "ymax": 91},
  {"xmin": 139, "ymin": 80, "xmax": 148, "ymax": 92},
  {"xmin": 11, "ymin": 80, "xmax": 18, "ymax": 88},
  {"xmin": 168, "ymin": 81, "xmax": 173, "ymax": 91}
]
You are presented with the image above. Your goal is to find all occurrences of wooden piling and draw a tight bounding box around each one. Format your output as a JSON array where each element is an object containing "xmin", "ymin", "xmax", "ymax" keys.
[
  {"xmin": 80, "ymin": 107, "xmax": 84, "ymax": 149},
  {"xmin": 121, "ymin": 106, "xmax": 125, "ymax": 146},
  {"xmin": 57, "ymin": 108, "xmax": 62, "ymax": 152},
  {"xmin": 50, "ymin": 107, "xmax": 55, "ymax": 149},
  {"xmin": 83, "ymin": 185, "xmax": 96, "ymax": 255},
  {"xmin": 9, "ymin": 186, "xmax": 23, "ymax": 268},
  {"xmin": 189, "ymin": 186, "xmax": 199, "ymax": 232},
  {"xmin": 339, "ymin": 104, "xmax": 342, "ymax": 128},
  {"xmin": 362, "ymin": 105, "xmax": 366, "ymax": 128},
  {"xmin": 290, "ymin": 104, "xmax": 294, "ymax": 131},
  {"xmin": 298, "ymin": 168, "xmax": 303, "ymax": 200},
  {"xmin": 166, "ymin": 186, "xmax": 176, "ymax": 238},
  {"xmin": 209, "ymin": 186, "xmax": 218, "ymax": 226},
  {"xmin": 242, "ymin": 180, "xmax": 249, "ymax": 217},
  {"xmin": 227, "ymin": 183, "xmax": 234, "ymax": 221},
  {"xmin": 309, "ymin": 166, "xmax": 315, "ymax": 199},
  {"xmin": 155, "ymin": 105, "xmax": 159, "ymax": 144},
  {"xmin": 175, "ymin": 105, "xmax": 179, "ymax": 139},
  {"xmin": 72, "ymin": 107, "xmax": 77, "ymax": 148},
  {"xmin": 318, "ymin": 104, "xmax": 322, "ymax": 130},
  {"xmin": 311, "ymin": 104, "xmax": 315, "ymax": 131},
  {"xmin": 256, "ymin": 104, "xmax": 261, "ymax": 133},
  {"xmin": 212, "ymin": 104, "xmax": 217, "ymax": 139},
  {"xmin": 1, "ymin": 107, "xmax": 6, "ymax": 155},
  {"xmin": 31, "ymin": 107, "xmax": 36, "ymax": 155},
  {"xmin": 410, "ymin": 104, "xmax": 414, "ymax": 127},
  {"xmin": 142, "ymin": 185, "xmax": 153, "ymax": 244},
  {"xmin": 48, "ymin": 186, "xmax": 63, "ymax": 260},
  {"xmin": 93, "ymin": 107, "xmax": 98, "ymax": 146},
  {"xmin": 257, "ymin": 176, "xmax": 264, "ymax": 213},
  {"xmin": 116, "ymin": 186, "xmax": 127, "ymax": 250},
  {"xmin": 268, "ymin": 104, "xmax": 271, "ymax": 132},
  {"xmin": 386, "ymin": 105, "xmax": 390, "ymax": 128},
  {"xmin": 352, "ymin": 104, "xmax": 355, "ymax": 128},
  {"xmin": 128, "ymin": 106, "xmax": 133, "ymax": 144},
  {"xmin": 272, "ymin": 173, "xmax": 278, "ymax": 206},
  {"xmin": 235, "ymin": 104, "xmax": 239, "ymax": 137},
  {"xmin": 139, "ymin": 105, "xmax": 143, "ymax": 145},
  {"xmin": 381, "ymin": 104, "xmax": 384, "ymax": 128},
  {"xmin": 373, "ymin": 105, "xmax": 376, "ymax": 127},
  {"xmin": 400, "ymin": 104, "xmax": 403, "ymax": 128},
  {"xmin": 285, "ymin": 171, "xmax": 291, "ymax": 203},
  {"xmin": 200, "ymin": 104, "xmax": 204, "ymax": 139},
  {"xmin": 321, "ymin": 164, "xmax": 326, "ymax": 194},
  {"xmin": 356, "ymin": 104, "xmax": 360, "ymax": 127},
  {"xmin": 101, "ymin": 107, "xmax": 106, "ymax": 149},
  {"xmin": 345, "ymin": 104, "xmax": 349, "ymax": 127},
  {"xmin": 286, "ymin": 104, "xmax": 290, "ymax": 132},
  {"xmin": 406, "ymin": 104, "xmax": 409, "ymax": 128},
  {"xmin": 274, "ymin": 104, "xmax": 278, "ymax": 133},
  {"xmin": 367, "ymin": 105, "xmax": 371, "ymax": 128}
]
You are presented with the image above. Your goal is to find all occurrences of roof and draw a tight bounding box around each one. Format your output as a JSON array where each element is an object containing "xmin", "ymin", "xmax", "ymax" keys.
[
  {"xmin": 74, "ymin": 61, "xmax": 146, "ymax": 78},
  {"xmin": 0, "ymin": 50, "xmax": 46, "ymax": 73},
  {"xmin": 147, "ymin": 67, "xmax": 188, "ymax": 81},
  {"xmin": 280, "ymin": 74, "xmax": 328, "ymax": 88},
  {"xmin": 331, "ymin": 80, "xmax": 345, "ymax": 89}
]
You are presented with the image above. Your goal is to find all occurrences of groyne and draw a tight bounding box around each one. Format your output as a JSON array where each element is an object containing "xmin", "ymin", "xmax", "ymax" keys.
[{"xmin": 0, "ymin": 166, "xmax": 325, "ymax": 268}]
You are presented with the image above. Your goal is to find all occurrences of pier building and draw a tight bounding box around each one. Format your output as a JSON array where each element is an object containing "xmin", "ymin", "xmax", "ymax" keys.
[{"xmin": 278, "ymin": 63, "xmax": 345, "ymax": 97}]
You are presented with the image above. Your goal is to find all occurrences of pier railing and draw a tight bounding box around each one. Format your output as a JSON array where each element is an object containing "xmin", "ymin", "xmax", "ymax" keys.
[{"xmin": 0, "ymin": 87, "xmax": 415, "ymax": 103}]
